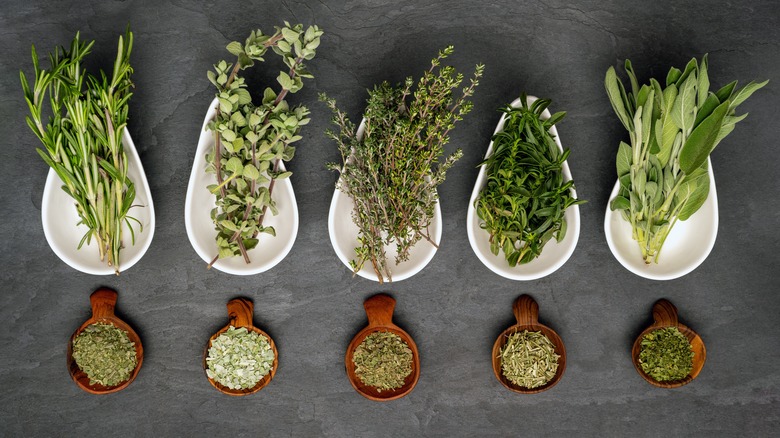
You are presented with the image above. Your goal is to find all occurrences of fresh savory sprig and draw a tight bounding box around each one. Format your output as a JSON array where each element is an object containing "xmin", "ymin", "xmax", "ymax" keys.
[
  {"xmin": 476, "ymin": 96, "xmax": 584, "ymax": 266},
  {"xmin": 21, "ymin": 30, "xmax": 139, "ymax": 274},
  {"xmin": 322, "ymin": 47, "xmax": 484, "ymax": 282},
  {"xmin": 205, "ymin": 23, "xmax": 322, "ymax": 267},
  {"xmin": 606, "ymin": 56, "xmax": 767, "ymax": 263}
]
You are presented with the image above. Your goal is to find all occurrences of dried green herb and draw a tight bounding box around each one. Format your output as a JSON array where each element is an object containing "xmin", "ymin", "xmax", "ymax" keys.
[
  {"xmin": 639, "ymin": 327, "xmax": 694, "ymax": 382},
  {"xmin": 205, "ymin": 23, "xmax": 323, "ymax": 267},
  {"xmin": 352, "ymin": 331, "xmax": 413, "ymax": 392},
  {"xmin": 322, "ymin": 46, "xmax": 483, "ymax": 282},
  {"xmin": 206, "ymin": 326, "xmax": 275, "ymax": 390},
  {"xmin": 72, "ymin": 322, "xmax": 137, "ymax": 387},
  {"xmin": 21, "ymin": 30, "xmax": 140, "ymax": 274},
  {"xmin": 476, "ymin": 96, "xmax": 585, "ymax": 266},
  {"xmin": 499, "ymin": 330, "xmax": 559, "ymax": 388},
  {"xmin": 606, "ymin": 56, "xmax": 767, "ymax": 264}
]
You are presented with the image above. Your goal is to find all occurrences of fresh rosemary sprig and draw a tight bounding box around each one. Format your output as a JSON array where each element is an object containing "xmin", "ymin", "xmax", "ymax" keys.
[
  {"xmin": 322, "ymin": 47, "xmax": 484, "ymax": 282},
  {"xmin": 21, "ymin": 30, "xmax": 139, "ymax": 275},
  {"xmin": 476, "ymin": 96, "xmax": 585, "ymax": 266},
  {"xmin": 606, "ymin": 56, "xmax": 767, "ymax": 264},
  {"xmin": 205, "ymin": 23, "xmax": 322, "ymax": 267}
]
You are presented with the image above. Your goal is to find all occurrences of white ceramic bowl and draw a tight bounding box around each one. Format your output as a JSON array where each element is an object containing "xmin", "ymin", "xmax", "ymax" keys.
[
  {"xmin": 466, "ymin": 95, "xmax": 581, "ymax": 280},
  {"xmin": 328, "ymin": 121, "xmax": 442, "ymax": 282},
  {"xmin": 41, "ymin": 128, "xmax": 155, "ymax": 275},
  {"xmin": 604, "ymin": 157, "xmax": 718, "ymax": 280},
  {"xmin": 185, "ymin": 98, "xmax": 299, "ymax": 275}
]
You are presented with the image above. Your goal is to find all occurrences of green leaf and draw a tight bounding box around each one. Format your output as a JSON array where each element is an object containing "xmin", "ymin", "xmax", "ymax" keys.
[
  {"xmin": 605, "ymin": 67, "xmax": 633, "ymax": 131},
  {"xmin": 277, "ymin": 71, "xmax": 293, "ymax": 90},
  {"xmin": 728, "ymin": 80, "xmax": 769, "ymax": 111},
  {"xmin": 671, "ymin": 74, "xmax": 696, "ymax": 134},
  {"xmin": 697, "ymin": 54, "xmax": 709, "ymax": 107},
  {"xmin": 243, "ymin": 163, "xmax": 260, "ymax": 180},
  {"xmin": 679, "ymin": 101, "xmax": 729, "ymax": 175},
  {"xmin": 281, "ymin": 27, "xmax": 299, "ymax": 42},
  {"xmin": 714, "ymin": 80, "xmax": 737, "ymax": 103},
  {"xmin": 235, "ymin": 88, "xmax": 252, "ymax": 105},
  {"xmin": 666, "ymin": 67, "xmax": 682, "ymax": 87},
  {"xmin": 226, "ymin": 156, "xmax": 243, "ymax": 175},
  {"xmin": 220, "ymin": 219, "xmax": 238, "ymax": 232},
  {"xmin": 678, "ymin": 173, "xmax": 710, "ymax": 220},
  {"xmin": 693, "ymin": 93, "xmax": 720, "ymax": 128},
  {"xmin": 226, "ymin": 41, "xmax": 244, "ymax": 56},
  {"xmin": 616, "ymin": 141, "xmax": 631, "ymax": 176},
  {"xmin": 275, "ymin": 171, "xmax": 292, "ymax": 179},
  {"xmin": 610, "ymin": 196, "xmax": 630, "ymax": 211}
]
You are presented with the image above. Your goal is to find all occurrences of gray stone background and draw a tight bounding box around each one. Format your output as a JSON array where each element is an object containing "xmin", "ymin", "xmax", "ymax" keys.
[{"xmin": 1, "ymin": 0, "xmax": 778, "ymax": 436}]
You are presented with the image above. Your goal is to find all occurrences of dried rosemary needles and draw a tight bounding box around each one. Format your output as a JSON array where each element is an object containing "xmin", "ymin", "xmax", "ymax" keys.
[
  {"xmin": 322, "ymin": 47, "xmax": 483, "ymax": 282},
  {"xmin": 72, "ymin": 323, "xmax": 137, "ymax": 387},
  {"xmin": 352, "ymin": 331, "xmax": 413, "ymax": 392},
  {"xmin": 499, "ymin": 330, "xmax": 559, "ymax": 389},
  {"xmin": 638, "ymin": 327, "xmax": 694, "ymax": 382}
]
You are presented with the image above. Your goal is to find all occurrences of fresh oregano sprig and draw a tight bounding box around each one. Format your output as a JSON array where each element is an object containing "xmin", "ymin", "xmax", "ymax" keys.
[
  {"xmin": 21, "ymin": 30, "xmax": 140, "ymax": 275},
  {"xmin": 606, "ymin": 56, "xmax": 767, "ymax": 264},
  {"xmin": 476, "ymin": 96, "xmax": 585, "ymax": 266},
  {"xmin": 205, "ymin": 23, "xmax": 322, "ymax": 267},
  {"xmin": 322, "ymin": 47, "xmax": 484, "ymax": 282}
]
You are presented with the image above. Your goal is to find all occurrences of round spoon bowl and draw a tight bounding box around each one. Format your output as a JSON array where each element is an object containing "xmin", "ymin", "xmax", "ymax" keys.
[
  {"xmin": 67, "ymin": 288, "xmax": 143, "ymax": 394},
  {"xmin": 604, "ymin": 158, "xmax": 718, "ymax": 280},
  {"xmin": 632, "ymin": 299, "xmax": 706, "ymax": 388},
  {"xmin": 203, "ymin": 298, "xmax": 278, "ymax": 396},
  {"xmin": 491, "ymin": 295, "xmax": 566, "ymax": 394},
  {"xmin": 467, "ymin": 95, "xmax": 581, "ymax": 281},
  {"xmin": 328, "ymin": 120, "xmax": 442, "ymax": 283},
  {"xmin": 43, "ymin": 128, "xmax": 155, "ymax": 275},
  {"xmin": 185, "ymin": 98, "xmax": 299, "ymax": 275},
  {"xmin": 345, "ymin": 294, "xmax": 420, "ymax": 401}
]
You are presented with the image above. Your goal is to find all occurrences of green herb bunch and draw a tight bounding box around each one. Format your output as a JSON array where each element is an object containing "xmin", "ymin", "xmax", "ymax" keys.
[
  {"xmin": 205, "ymin": 23, "xmax": 323, "ymax": 267},
  {"xmin": 639, "ymin": 327, "xmax": 694, "ymax": 382},
  {"xmin": 72, "ymin": 322, "xmax": 137, "ymax": 387},
  {"xmin": 606, "ymin": 56, "xmax": 767, "ymax": 264},
  {"xmin": 21, "ymin": 31, "xmax": 139, "ymax": 275},
  {"xmin": 352, "ymin": 331, "xmax": 413, "ymax": 392},
  {"xmin": 322, "ymin": 47, "xmax": 484, "ymax": 282},
  {"xmin": 476, "ymin": 96, "xmax": 584, "ymax": 266},
  {"xmin": 500, "ymin": 330, "xmax": 559, "ymax": 388}
]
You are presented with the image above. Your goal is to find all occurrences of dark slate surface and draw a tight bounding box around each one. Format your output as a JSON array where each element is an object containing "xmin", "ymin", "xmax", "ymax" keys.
[{"xmin": 1, "ymin": 0, "xmax": 778, "ymax": 436}]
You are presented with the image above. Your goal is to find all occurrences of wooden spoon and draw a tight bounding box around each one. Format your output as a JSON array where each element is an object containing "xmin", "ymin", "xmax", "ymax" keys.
[
  {"xmin": 345, "ymin": 294, "xmax": 420, "ymax": 401},
  {"xmin": 203, "ymin": 298, "xmax": 278, "ymax": 396},
  {"xmin": 67, "ymin": 288, "xmax": 143, "ymax": 394},
  {"xmin": 632, "ymin": 299, "xmax": 706, "ymax": 388},
  {"xmin": 491, "ymin": 294, "xmax": 566, "ymax": 394}
]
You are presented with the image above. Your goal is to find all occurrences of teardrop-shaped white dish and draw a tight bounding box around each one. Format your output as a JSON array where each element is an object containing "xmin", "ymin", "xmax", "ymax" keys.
[
  {"xmin": 41, "ymin": 128, "xmax": 155, "ymax": 275},
  {"xmin": 185, "ymin": 97, "xmax": 299, "ymax": 275},
  {"xmin": 328, "ymin": 120, "xmax": 442, "ymax": 282},
  {"xmin": 466, "ymin": 95, "xmax": 581, "ymax": 280},
  {"xmin": 604, "ymin": 157, "xmax": 718, "ymax": 280}
]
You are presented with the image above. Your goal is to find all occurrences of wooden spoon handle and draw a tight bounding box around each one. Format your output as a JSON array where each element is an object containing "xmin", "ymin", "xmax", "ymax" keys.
[
  {"xmin": 513, "ymin": 294, "xmax": 539, "ymax": 326},
  {"xmin": 90, "ymin": 288, "xmax": 118, "ymax": 319},
  {"xmin": 652, "ymin": 299, "xmax": 679, "ymax": 327},
  {"xmin": 364, "ymin": 294, "xmax": 395, "ymax": 328},
  {"xmin": 227, "ymin": 298, "xmax": 254, "ymax": 328}
]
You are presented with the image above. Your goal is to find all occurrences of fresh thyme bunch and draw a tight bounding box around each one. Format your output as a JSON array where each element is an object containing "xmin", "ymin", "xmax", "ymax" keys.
[
  {"xmin": 21, "ymin": 30, "xmax": 139, "ymax": 275},
  {"xmin": 322, "ymin": 47, "xmax": 484, "ymax": 282},
  {"xmin": 205, "ymin": 23, "xmax": 322, "ymax": 267}
]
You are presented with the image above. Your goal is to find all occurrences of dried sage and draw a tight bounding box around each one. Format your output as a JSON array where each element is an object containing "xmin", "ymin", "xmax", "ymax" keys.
[
  {"xmin": 72, "ymin": 322, "xmax": 137, "ymax": 387},
  {"xmin": 639, "ymin": 327, "xmax": 694, "ymax": 382},
  {"xmin": 206, "ymin": 326, "xmax": 275, "ymax": 390},
  {"xmin": 499, "ymin": 330, "xmax": 559, "ymax": 389},
  {"xmin": 352, "ymin": 331, "xmax": 413, "ymax": 392}
]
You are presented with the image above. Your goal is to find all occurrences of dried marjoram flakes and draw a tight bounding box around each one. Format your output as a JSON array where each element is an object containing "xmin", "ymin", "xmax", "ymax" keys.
[
  {"xmin": 352, "ymin": 331, "xmax": 413, "ymax": 392},
  {"xmin": 72, "ymin": 322, "xmax": 137, "ymax": 387},
  {"xmin": 639, "ymin": 327, "xmax": 694, "ymax": 382},
  {"xmin": 206, "ymin": 326, "xmax": 275, "ymax": 390},
  {"xmin": 500, "ymin": 330, "xmax": 559, "ymax": 389}
]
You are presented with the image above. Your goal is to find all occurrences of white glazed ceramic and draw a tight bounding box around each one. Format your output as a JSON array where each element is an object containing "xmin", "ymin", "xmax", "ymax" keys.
[
  {"xmin": 41, "ymin": 128, "xmax": 155, "ymax": 275},
  {"xmin": 328, "ymin": 121, "xmax": 442, "ymax": 282},
  {"xmin": 466, "ymin": 96, "xmax": 581, "ymax": 280},
  {"xmin": 185, "ymin": 97, "xmax": 299, "ymax": 275},
  {"xmin": 604, "ymin": 157, "xmax": 718, "ymax": 280}
]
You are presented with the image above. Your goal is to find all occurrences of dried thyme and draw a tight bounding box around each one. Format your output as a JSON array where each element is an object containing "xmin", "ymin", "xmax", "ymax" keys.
[
  {"xmin": 352, "ymin": 331, "xmax": 413, "ymax": 392},
  {"xmin": 72, "ymin": 322, "xmax": 137, "ymax": 387},
  {"xmin": 499, "ymin": 330, "xmax": 559, "ymax": 389},
  {"xmin": 639, "ymin": 327, "xmax": 694, "ymax": 382},
  {"xmin": 206, "ymin": 326, "xmax": 275, "ymax": 390}
]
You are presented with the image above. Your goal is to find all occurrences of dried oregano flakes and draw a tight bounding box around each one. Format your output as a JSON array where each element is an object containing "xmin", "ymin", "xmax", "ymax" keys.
[
  {"xmin": 499, "ymin": 330, "xmax": 560, "ymax": 389},
  {"xmin": 639, "ymin": 327, "xmax": 694, "ymax": 382},
  {"xmin": 206, "ymin": 326, "xmax": 275, "ymax": 390},
  {"xmin": 72, "ymin": 322, "xmax": 137, "ymax": 387},
  {"xmin": 352, "ymin": 331, "xmax": 413, "ymax": 392}
]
